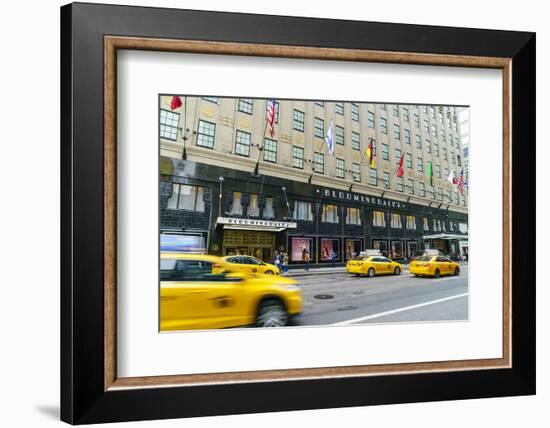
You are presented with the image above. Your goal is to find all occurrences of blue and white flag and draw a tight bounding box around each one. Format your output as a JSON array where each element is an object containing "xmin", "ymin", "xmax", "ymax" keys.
[{"xmin": 325, "ymin": 120, "xmax": 334, "ymax": 156}]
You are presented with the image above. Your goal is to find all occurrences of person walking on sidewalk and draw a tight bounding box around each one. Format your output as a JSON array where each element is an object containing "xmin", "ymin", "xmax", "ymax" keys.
[
  {"xmin": 303, "ymin": 249, "xmax": 310, "ymax": 271},
  {"xmin": 282, "ymin": 252, "xmax": 289, "ymax": 274},
  {"xmin": 330, "ymin": 250, "xmax": 336, "ymax": 268}
]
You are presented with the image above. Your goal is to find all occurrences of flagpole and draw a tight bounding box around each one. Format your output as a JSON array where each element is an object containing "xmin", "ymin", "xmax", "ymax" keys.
[{"xmin": 251, "ymin": 100, "xmax": 271, "ymax": 178}]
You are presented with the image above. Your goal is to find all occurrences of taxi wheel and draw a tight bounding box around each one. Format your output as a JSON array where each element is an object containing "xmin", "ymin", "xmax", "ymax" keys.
[
  {"xmin": 256, "ymin": 299, "xmax": 288, "ymax": 327},
  {"xmin": 264, "ymin": 270, "xmax": 274, "ymax": 275},
  {"xmin": 367, "ymin": 268, "xmax": 375, "ymax": 278},
  {"xmin": 394, "ymin": 267, "xmax": 401, "ymax": 275},
  {"xmin": 434, "ymin": 269, "xmax": 441, "ymax": 279},
  {"xmin": 454, "ymin": 267, "xmax": 460, "ymax": 276}
]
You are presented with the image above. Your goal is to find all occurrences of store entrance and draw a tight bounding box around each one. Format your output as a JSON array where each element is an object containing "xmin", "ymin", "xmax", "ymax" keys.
[{"xmin": 222, "ymin": 229, "xmax": 275, "ymax": 262}]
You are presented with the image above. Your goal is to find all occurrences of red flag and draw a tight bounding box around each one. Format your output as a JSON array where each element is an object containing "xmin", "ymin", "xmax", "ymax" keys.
[
  {"xmin": 456, "ymin": 169, "xmax": 464, "ymax": 193},
  {"xmin": 397, "ymin": 153, "xmax": 405, "ymax": 177},
  {"xmin": 170, "ymin": 96, "xmax": 182, "ymax": 110},
  {"xmin": 266, "ymin": 100, "xmax": 276, "ymax": 137}
]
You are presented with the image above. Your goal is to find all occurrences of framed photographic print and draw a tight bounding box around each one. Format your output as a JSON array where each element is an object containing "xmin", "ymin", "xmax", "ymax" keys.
[{"xmin": 60, "ymin": 2, "xmax": 536, "ymax": 424}]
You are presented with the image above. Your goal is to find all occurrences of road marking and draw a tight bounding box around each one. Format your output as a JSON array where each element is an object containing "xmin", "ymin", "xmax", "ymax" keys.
[{"xmin": 331, "ymin": 292, "xmax": 469, "ymax": 325}]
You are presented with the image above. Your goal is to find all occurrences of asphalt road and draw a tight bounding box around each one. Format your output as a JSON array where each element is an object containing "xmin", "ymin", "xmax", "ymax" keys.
[{"xmin": 291, "ymin": 265, "xmax": 469, "ymax": 326}]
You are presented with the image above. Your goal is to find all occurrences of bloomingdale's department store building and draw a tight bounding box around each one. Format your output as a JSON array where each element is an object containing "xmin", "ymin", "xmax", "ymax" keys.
[{"xmin": 160, "ymin": 157, "xmax": 468, "ymax": 265}]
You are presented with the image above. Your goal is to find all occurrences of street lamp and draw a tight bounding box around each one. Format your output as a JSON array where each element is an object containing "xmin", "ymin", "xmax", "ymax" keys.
[{"xmin": 281, "ymin": 186, "xmax": 290, "ymax": 218}]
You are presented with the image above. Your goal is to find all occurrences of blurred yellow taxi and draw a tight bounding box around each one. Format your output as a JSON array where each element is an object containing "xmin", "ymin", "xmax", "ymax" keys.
[
  {"xmin": 409, "ymin": 255, "xmax": 460, "ymax": 278},
  {"xmin": 160, "ymin": 253, "xmax": 302, "ymax": 331},
  {"xmin": 218, "ymin": 255, "xmax": 280, "ymax": 275},
  {"xmin": 346, "ymin": 255, "xmax": 403, "ymax": 277}
]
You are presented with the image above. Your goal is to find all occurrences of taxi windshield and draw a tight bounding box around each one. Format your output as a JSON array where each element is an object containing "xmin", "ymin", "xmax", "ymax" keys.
[{"xmin": 415, "ymin": 256, "xmax": 434, "ymax": 262}]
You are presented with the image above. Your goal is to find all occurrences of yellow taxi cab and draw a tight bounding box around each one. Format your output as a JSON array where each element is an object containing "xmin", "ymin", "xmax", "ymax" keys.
[
  {"xmin": 346, "ymin": 255, "xmax": 403, "ymax": 277},
  {"xmin": 218, "ymin": 255, "xmax": 280, "ymax": 275},
  {"xmin": 160, "ymin": 253, "xmax": 302, "ymax": 331},
  {"xmin": 409, "ymin": 255, "xmax": 460, "ymax": 278}
]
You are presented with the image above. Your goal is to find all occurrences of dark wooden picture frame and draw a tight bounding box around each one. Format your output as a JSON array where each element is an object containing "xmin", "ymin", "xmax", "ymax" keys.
[{"xmin": 61, "ymin": 2, "xmax": 535, "ymax": 424}]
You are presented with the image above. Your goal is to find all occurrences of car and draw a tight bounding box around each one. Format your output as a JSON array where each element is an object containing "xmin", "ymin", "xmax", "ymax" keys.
[
  {"xmin": 346, "ymin": 255, "xmax": 403, "ymax": 277},
  {"xmin": 160, "ymin": 253, "xmax": 302, "ymax": 331},
  {"xmin": 217, "ymin": 255, "xmax": 280, "ymax": 275},
  {"xmin": 409, "ymin": 255, "xmax": 460, "ymax": 278}
]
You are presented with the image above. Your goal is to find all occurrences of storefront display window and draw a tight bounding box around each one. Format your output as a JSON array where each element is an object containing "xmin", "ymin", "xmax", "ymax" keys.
[
  {"xmin": 346, "ymin": 207, "xmax": 361, "ymax": 225},
  {"xmin": 291, "ymin": 237, "xmax": 312, "ymax": 262},
  {"xmin": 390, "ymin": 240, "xmax": 404, "ymax": 259},
  {"xmin": 391, "ymin": 213, "xmax": 402, "ymax": 229},
  {"xmin": 264, "ymin": 197, "xmax": 275, "ymax": 218},
  {"xmin": 230, "ymin": 192, "xmax": 243, "ymax": 215},
  {"xmin": 293, "ymin": 201, "xmax": 313, "ymax": 221},
  {"xmin": 345, "ymin": 239, "xmax": 362, "ymax": 260},
  {"xmin": 320, "ymin": 238, "xmax": 340, "ymax": 261},
  {"xmin": 167, "ymin": 184, "xmax": 205, "ymax": 212},
  {"xmin": 248, "ymin": 193, "xmax": 259, "ymax": 216},
  {"xmin": 321, "ymin": 204, "xmax": 339, "ymax": 223},
  {"xmin": 372, "ymin": 239, "xmax": 388, "ymax": 256},
  {"xmin": 373, "ymin": 210, "xmax": 386, "ymax": 227}
]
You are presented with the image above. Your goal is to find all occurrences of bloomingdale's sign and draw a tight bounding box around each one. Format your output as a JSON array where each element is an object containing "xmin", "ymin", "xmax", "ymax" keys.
[{"xmin": 319, "ymin": 188, "xmax": 407, "ymax": 210}]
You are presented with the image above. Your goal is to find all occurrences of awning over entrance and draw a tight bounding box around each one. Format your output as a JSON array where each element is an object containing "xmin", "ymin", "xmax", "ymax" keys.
[
  {"xmin": 423, "ymin": 233, "xmax": 469, "ymax": 240},
  {"xmin": 216, "ymin": 217, "xmax": 297, "ymax": 232}
]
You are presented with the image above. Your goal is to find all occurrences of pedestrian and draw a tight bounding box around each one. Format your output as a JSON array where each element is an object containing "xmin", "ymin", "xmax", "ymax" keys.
[
  {"xmin": 330, "ymin": 250, "xmax": 336, "ymax": 268},
  {"xmin": 283, "ymin": 252, "xmax": 289, "ymax": 274},
  {"xmin": 303, "ymin": 249, "xmax": 310, "ymax": 271}
]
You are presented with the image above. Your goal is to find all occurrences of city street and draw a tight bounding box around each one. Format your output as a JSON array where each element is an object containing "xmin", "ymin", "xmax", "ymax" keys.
[{"xmin": 289, "ymin": 264, "xmax": 468, "ymax": 326}]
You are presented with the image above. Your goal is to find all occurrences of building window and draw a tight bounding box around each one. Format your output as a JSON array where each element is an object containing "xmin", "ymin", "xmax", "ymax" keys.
[
  {"xmin": 315, "ymin": 101, "xmax": 324, "ymax": 107},
  {"xmin": 352, "ymin": 163, "xmax": 361, "ymax": 182},
  {"xmin": 408, "ymin": 178, "xmax": 414, "ymax": 195},
  {"xmin": 293, "ymin": 109, "xmax": 305, "ymax": 132},
  {"xmin": 352, "ymin": 132, "xmax": 361, "ymax": 150},
  {"xmin": 424, "ymin": 119, "xmax": 429, "ymax": 133},
  {"xmin": 417, "ymin": 157, "xmax": 423, "ymax": 172},
  {"xmin": 422, "ymin": 106, "xmax": 428, "ymax": 114},
  {"xmin": 406, "ymin": 152, "xmax": 412, "ymax": 168},
  {"xmin": 230, "ymin": 191, "xmax": 243, "ymax": 215},
  {"xmin": 440, "ymin": 129, "xmax": 446, "ymax": 141},
  {"xmin": 265, "ymin": 101, "xmax": 279, "ymax": 122},
  {"xmin": 415, "ymin": 134, "xmax": 422, "ymax": 149},
  {"xmin": 336, "ymin": 158, "xmax": 345, "ymax": 178},
  {"xmin": 382, "ymin": 143, "xmax": 389, "ymax": 160},
  {"xmin": 314, "ymin": 117, "xmax": 324, "ymax": 138},
  {"xmin": 443, "ymin": 147, "xmax": 448, "ymax": 160},
  {"xmin": 292, "ymin": 146, "xmax": 304, "ymax": 169},
  {"xmin": 423, "ymin": 217, "xmax": 429, "ymax": 231},
  {"xmin": 406, "ymin": 215, "xmax": 416, "ymax": 230},
  {"xmin": 369, "ymin": 168, "xmax": 378, "ymax": 186},
  {"xmin": 392, "ymin": 105, "xmax": 399, "ymax": 117},
  {"xmin": 380, "ymin": 117, "xmax": 388, "ymax": 134},
  {"xmin": 431, "ymin": 125, "xmax": 437, "ymax": 137},
  {"xmin": 264, "ymin": 197, "xmax": 275, "ymax": 218},
  {"xmin": 234, "ymin": 130, "xmax": 251, "ymax": 157},
  {"xmin": 451, "ymin": 151, "xmax": 455, "ymax": 164},
  {"xmin": 335, "ymin": 125, "xmax": 345, "ymax": 145},
  {"xmin": 167, "ymin": 184, "xmax": 205, "ymax": 212},
  {"xmin": 373, "ymin": 211, "xmax": 386, "ymax": 227},
  {"xmin": 391, "ymin": 213, "xmax": 402, "ymax": 228},
  {"xmin": 196, "ymin": 119, "xmax": 216, "ymax": 148},
  {"xmin": 351, "ymin": 103, "xmax": 359, "ymax": 121},
  {"xmin": 395, "ymin": 148, "xmax": 401, "ymax": 166},
  {"xmin": 313, "ymin": 152, "xmax": 324, "ymax": 174},
  {"xmin": 403, "ymin": 107, "xmax": 409, "ymax": 122},
  {"xmin": 293, "ymin": 201, "xmax": 313, "ymax": 221},
  {"xmin": 238, "ymin": 98, "xmax": 253, "ymax": 114},
  {"xmin": 346, "ymin": 207, "xmax": 361, "ymax": 225},
  {"xmin": 394, "ymin": 124, "xmax": 401, "ymax": 140},
  {"xmin": 248, "ymin": 193, "xmax": 260, "ymax": 216},
  {"xmin": 426, "ymin": 139, "xmax": 431, "ymax": 153},
  {"xmin": 368, "ymin": 111, "xmax": 375, "ymax": 128},
  {"xmin": 321, "ymin": 204, "xmax": 339, "ymax": 223},
  {"xmin": 202, "ymin": 97, "xmax": 218, "ymax": 103},
  {"xmin": 414, "ymin": 112, "xmax": 420, "ymax": 128},
  {"xmin": 380, "ymin": 104, "xmax": 387, "ymax": 111},
  {"xmin": 404, "ymin": 128, "xmax": 410, "ymax": 144},
  {"xmin": 435, "ymin": 163, "xmax": 441, "ymax": 178},
  {"xmin": 396, "ymin": 176, "xmax": 404, "ymax": 192},
  {"xmin": 457, "ymin": 154, "xmax": 462, "ymax": 167},
  {"xmin": 335, "ymin": 102, "xmax": 344, "ymax": 115},
  {"xmin": 434, "ymin": 143, "xmax": 439, "ymax": 156},
  {"xmin": 419, "ymin": 182, "xmax": 426, "ymax": 197},
  {"xmin": 159, "ymin": 109, "xmax": 179, "ymax": 141},
  {"xmin": 383, "ymin": 171, "xmax": 390, "ymax": 189},
  {"xmin": 263, "ymin": 138, "xmax": 277, "ymax": 163}
]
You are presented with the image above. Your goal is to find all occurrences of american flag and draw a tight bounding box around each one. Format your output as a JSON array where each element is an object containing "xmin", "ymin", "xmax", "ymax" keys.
[
  {"xmin": 266, "ymin": 99, "xmax": 276, "ymax": 137},
  {"xmin": 456, "ymin": 169, "xmax": 464, "ymax": 193}
]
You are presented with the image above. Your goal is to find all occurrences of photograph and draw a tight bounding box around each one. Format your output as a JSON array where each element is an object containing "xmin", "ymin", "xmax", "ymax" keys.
[{"xmin": 159, "ymin": 95, "xmax": 470, "ymax": 331}]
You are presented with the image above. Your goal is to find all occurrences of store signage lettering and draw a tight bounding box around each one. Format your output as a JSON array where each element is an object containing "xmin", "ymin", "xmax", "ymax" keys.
[
  {"xmin": 321, "ymin": 188, "xmax": 407, "ymax": 209},
  {"xmin": 217, "ymin": 217, "xmax": 297, "ymax": 229}
]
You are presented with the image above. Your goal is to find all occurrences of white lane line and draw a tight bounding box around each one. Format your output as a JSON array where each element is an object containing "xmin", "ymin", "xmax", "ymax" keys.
[{"xmin": 331, "ymin": 292, "xmax": 469, "ymax": 325}]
